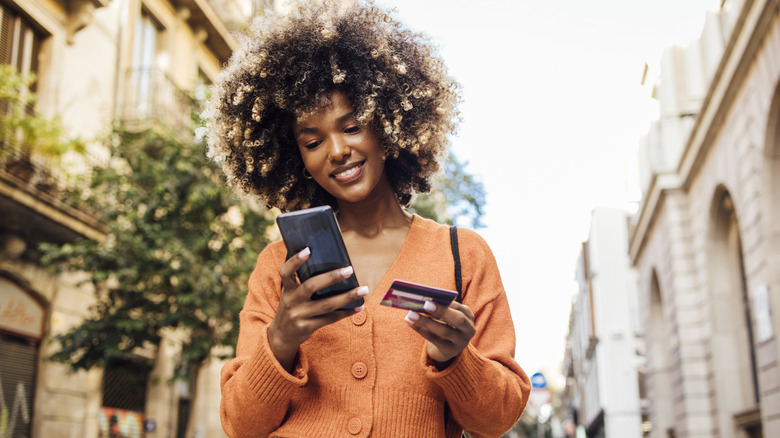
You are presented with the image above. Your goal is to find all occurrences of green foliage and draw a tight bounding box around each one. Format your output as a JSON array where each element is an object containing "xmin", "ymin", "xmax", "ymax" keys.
[
  {"xmin": 0, "ymin": 64, "xmax": 85, "ymax": 159},
  {"xmin": 40, "ymin": 122, "xmax": 273, "ymax": 376},
  {"xmin": 411, "ymin": 152, "xmax": 486, "ymax": 228}
]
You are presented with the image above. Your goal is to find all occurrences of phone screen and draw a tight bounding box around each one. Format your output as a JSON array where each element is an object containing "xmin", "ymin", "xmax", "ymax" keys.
[{"xmin": 276, "ymin": 206, "xmax": 363, "ymax": 308}]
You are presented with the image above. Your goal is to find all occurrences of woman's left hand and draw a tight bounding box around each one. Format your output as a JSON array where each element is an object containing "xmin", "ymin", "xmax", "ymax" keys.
[{"xmin": 405, "ymin": 301, "xmax": 476, "ymax": 367}]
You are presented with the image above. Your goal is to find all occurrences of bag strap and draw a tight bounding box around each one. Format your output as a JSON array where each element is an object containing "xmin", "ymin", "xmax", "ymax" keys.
[
  {"xmin": 449, "ymin": 225, "xmax": 462, "ymax": 302},
  {"xmin": 448, "ymin": 226, "xmax": 467, "ymax": 438}
]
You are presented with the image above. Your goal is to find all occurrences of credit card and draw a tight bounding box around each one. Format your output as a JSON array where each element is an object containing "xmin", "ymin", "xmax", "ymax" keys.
[{"xmin": 380, "ymin": 279, "xmax": 458, "ymax": 313}]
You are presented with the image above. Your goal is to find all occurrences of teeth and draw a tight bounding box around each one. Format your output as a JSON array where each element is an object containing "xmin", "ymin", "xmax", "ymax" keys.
[{"xmin": 334, "ymin": 165, "xmax": 360, "ymax": 179}]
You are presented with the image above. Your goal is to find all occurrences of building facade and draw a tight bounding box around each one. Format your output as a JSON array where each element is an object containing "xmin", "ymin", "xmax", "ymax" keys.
[
  {"xmin": 0, "ymin": 0, "xmax": 258, "ymax": 437},
  {"xmin": 563, "ymin": 207, "xmax": 644, "ymax": 438},
  {"xmin": 631, "ymin": 0, "xmax": 780, "ymax": 436}
]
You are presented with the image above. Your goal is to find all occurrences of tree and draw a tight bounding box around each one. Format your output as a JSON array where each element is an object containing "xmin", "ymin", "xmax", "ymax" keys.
[
  {"xmin": 40, "ymin": 122, "xmax": 274, "ymax": 377},
  {"xmin": 411, "ymin": 152, "xmax": 486, "ymax": 229}
]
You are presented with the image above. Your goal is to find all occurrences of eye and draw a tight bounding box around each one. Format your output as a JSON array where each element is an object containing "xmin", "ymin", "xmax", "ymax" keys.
[
  {"xmin": 303, "ymin": 140, "xmax": 322, "ymax": 150},
  {"xmin": 344, "ymin": 125, "xmax": 361, "ymax": 134}
]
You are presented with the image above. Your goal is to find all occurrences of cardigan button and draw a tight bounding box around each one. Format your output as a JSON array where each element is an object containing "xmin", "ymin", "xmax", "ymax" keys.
[
  {"xmin": 348, "ymin": 418, "xmax": 362, "ymax": 434},
  {"xmin": 352, "ymin": 311, "xmax": 367, "ymax": 325},
  {"xmin": 351, "ymin": 362, "xmax": 368, "ymax": 379}
]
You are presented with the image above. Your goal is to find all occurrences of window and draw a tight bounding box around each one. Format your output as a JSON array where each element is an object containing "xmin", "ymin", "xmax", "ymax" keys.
[
  {"xmin": 130, "ymin": 10, "xmax": 164, "ymax": 118},
  {"xmin": 102, "ymin": 358, "xmax": 148, "ymax": 413},
  {"xmin": 1, "ymin": 3, "xmax": 43, "ymax": 120},
  {"xmin": 0, "ymin": 4, "xmax": 42, "ymax": 84}
]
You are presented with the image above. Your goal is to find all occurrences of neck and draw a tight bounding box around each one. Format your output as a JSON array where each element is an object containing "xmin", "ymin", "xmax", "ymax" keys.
[{"xmin": 336, "ymin": 183, "xmax": 411, "ymax": 236}]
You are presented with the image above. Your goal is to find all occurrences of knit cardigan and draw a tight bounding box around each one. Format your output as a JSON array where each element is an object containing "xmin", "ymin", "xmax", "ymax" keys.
[{"xmin": 220, "ymin": 215, "xmax": 530, "ymax": 437}]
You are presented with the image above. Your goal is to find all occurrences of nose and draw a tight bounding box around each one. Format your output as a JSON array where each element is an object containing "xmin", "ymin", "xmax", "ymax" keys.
[{"xmin": 327, "ymin": 135, "xmax": 351, "ymax": 161}]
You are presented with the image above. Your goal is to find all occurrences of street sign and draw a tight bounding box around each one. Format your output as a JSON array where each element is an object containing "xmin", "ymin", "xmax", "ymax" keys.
[
  {"xmin": 529, "ymin": 372, "xmax": 552, "ymax": 412},
  {"xmin": 531, "ymin": 372, "xmax": 547, "ymax": 389}
]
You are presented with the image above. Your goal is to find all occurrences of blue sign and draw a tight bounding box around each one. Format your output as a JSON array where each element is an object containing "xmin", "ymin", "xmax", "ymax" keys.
[
  {"xmin": 531, "ymin": 372, "xmax": 547, "ymax": 389},
  {"xmin": 144, "ymin": 419, "xmax": 157, "ymax": 432}
]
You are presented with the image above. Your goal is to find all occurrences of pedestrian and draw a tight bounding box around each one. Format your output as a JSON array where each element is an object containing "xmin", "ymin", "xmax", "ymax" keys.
[{"xmin": 205, "ymin": 1, "xmax": 531, "ymax": 436}]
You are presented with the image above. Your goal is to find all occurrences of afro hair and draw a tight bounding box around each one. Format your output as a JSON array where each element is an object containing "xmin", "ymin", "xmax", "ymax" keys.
[{"xmin": 204, "ymin": 0, "xmax": 461, "ymax": 211}]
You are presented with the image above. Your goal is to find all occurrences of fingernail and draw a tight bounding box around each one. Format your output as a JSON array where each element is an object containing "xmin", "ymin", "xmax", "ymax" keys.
[
  {"xmin": 354, "ymin": 305, "xmax": 365, "ymax": 312},
  {"xmin": 405, "ymin": 310, "xmax": 420, "ymax": 324},
  {"xmin": 423, "ymin": 301, "xmax": 436, "ymax": 313},
  {"xmin": 299, "ymin": 247, "xmax": 311, "ymax": 258},
  {"xmin": 341, "ymin": 266, "xmax": 354, "ymax": 276},
  {"xmin": 356, "ymin": 286, "xmax": 369, "ymax": 296}
]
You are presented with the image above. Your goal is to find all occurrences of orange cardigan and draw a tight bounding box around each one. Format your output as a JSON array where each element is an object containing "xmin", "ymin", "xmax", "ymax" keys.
[{"xmin": 220, "ymin": 215, "xmax": 530, "ymax": 437}]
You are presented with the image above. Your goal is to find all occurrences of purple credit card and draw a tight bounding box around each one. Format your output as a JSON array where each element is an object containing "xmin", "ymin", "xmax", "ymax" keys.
[{"xmin": 380, "ymin": 279, "xmax": 458, "ymax": 313}]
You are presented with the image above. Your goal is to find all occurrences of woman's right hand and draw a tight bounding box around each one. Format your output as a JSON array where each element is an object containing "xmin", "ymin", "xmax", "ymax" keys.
[{"xmin": 267, "ymin": 247, "xmax": 368, "ymax": 372}]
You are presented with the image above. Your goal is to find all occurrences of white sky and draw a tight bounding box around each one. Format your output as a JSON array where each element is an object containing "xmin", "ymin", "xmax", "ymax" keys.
[{"xmin": 378, "ymin": 0, "xmax": 719, "ymax": 385}]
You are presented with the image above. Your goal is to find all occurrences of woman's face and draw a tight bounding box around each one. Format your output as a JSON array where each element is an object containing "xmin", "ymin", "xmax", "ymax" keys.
[{"xmin": 293, "ymin": 90, "xmax": 390, "ymax": 206}]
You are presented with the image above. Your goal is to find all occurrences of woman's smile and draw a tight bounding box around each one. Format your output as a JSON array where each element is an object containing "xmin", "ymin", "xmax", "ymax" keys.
[{"xmin": 331, "ymin": 161, "xmax": 365, "ymax": 182}]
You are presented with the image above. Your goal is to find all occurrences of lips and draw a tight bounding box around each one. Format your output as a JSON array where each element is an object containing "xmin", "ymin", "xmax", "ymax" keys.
[{"xmin": 331, "ymin": 161, "xmax": 365, "ymax": 183}]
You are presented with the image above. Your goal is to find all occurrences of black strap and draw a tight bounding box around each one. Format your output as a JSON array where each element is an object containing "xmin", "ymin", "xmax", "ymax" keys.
[
  {"xmin": 448, "ymin": 226, "xmax": 467, "ymax": 438},
  {"xmin": 449, "ymin": 226, "xmax": 462, "ymax": 302}
]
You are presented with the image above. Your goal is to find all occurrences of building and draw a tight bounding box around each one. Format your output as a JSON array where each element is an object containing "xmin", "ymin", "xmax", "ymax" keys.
[
  {"xmin": 0, "ymin": 0, "xmax": 262, "ymax": 436},
  {"xmin": 630, "ymin": 0, "xmax": 780, "ymax": 436},
  {"xmin": 562, "ymin": 207, "xmax": 644, "ymax": 438}
]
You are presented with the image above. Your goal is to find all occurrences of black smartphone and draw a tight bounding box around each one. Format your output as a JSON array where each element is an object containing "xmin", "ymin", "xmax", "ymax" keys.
[{"xmin": 276, "ymin": 205, "xmax": 363, "ymax": 309}]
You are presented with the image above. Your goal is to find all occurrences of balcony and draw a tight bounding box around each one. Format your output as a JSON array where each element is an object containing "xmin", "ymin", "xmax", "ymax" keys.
[
  {"xmin": 121, "ymin": 68, "xmax": 196, "ymax": 131},
  {"xmin": 0, "ymin": 142, "xmax": 108, "ymax": 253}
]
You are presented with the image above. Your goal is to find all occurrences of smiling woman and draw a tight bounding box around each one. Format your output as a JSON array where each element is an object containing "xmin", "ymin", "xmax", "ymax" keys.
[
  {"xmin": 204, "ymin": 0, "xmax": 460, "ymax": 212},
  {"xmin": 205, "ymin": 1, "xmax": 531, "ymax": 437}
]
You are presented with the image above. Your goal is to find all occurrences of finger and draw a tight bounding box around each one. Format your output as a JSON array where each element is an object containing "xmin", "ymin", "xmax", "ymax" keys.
[
  {"xmin": 300, "ymin": 265, "xmax": 356, "ymax": 299},
  {"xmin": 279, "ymin": 247, "xmax": 311, "ymax": 290},
  {"xmin": 422, "ymin": 301, "xmax": 474, "ymax": 333},
  {"xmin": 449, "ymin": 301, "xmax": 475, "ymax": 321},
  {"xmin": 305, "ymin": 305, "xmax": 367, "ymax": 330},
  {"xmin": 310, "ymin": 285, "xmax": 369, "ymax": 315},
  {"xmin": 407, "ymin": 310, "xmax": 464, "ymax": 342},
  {"xmin": 299, "ymin": 287, "xmax": 369, "ymax": 331}
]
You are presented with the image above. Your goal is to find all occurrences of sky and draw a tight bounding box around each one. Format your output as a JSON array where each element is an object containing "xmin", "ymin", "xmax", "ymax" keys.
[{"xmin": 377, "ymin": 0, "xmax": 720, "ymax": 385}]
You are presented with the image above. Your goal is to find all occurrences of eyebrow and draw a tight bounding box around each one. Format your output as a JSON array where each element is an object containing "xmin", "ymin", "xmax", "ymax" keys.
[{"xmin": 295, "ymin": 111, "xmax": 356, "ymax": 138}]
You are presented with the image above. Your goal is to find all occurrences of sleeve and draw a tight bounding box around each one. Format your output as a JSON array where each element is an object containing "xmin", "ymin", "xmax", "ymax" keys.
[
  {"xmin": 219, "ymin": 243, "xmax": 310, "ymax": 438},
  {"xmin": 424, "ymin": 229, "xmax": 531, "ymax": 438}
]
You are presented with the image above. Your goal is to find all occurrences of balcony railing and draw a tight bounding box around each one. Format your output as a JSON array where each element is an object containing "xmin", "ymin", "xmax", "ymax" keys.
[
  {"xmin": 122, "ymin": 68, "xmax": 197, "ymax": 130},
  {"xmin": 0, "ymin": 138, "xmax": 109, "ymax": 241}
]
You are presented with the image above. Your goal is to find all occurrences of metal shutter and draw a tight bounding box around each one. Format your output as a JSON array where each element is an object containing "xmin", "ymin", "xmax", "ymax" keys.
[{"xmin": 0, "ymin": 334, "xmax": 37, "ymax": 438}]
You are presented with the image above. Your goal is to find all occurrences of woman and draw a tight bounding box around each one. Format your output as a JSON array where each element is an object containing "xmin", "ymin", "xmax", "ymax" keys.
[{"xmin": 205, "ymin": 1, "xmax": 530, "ymax": 437}]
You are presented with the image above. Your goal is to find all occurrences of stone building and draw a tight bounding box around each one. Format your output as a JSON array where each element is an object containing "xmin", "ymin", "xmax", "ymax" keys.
[
  {"xmin": 631, "ymin": 0, "xmax": 780, "ymax": 436},
  {"xmin": 563, "ymin": 207, "xmax": 644, "ymax": 438},
  {"xmin": 0, "ymin": 0, "xmax": 261, "ymax": 436}
]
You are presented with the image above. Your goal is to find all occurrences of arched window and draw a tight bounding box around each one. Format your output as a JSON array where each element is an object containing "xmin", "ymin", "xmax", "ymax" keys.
[{"xmin": 707, "ymin": 187, "xmax": 761, "ymax": 437}]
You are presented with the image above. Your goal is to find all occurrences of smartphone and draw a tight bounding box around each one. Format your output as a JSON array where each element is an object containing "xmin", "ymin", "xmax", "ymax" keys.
[
  {"xmin": 379, "ymin": 279, "xmax": 458, "ymax": 313},
  {"xmin": 276, "ymin": 205, "xmax": 363, "ymax": 309}
]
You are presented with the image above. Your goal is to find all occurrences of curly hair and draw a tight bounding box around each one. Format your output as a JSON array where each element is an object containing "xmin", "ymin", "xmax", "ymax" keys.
[{"xmin": 204, "ymin": 0, "xmax": 461, "ymax": 211}]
